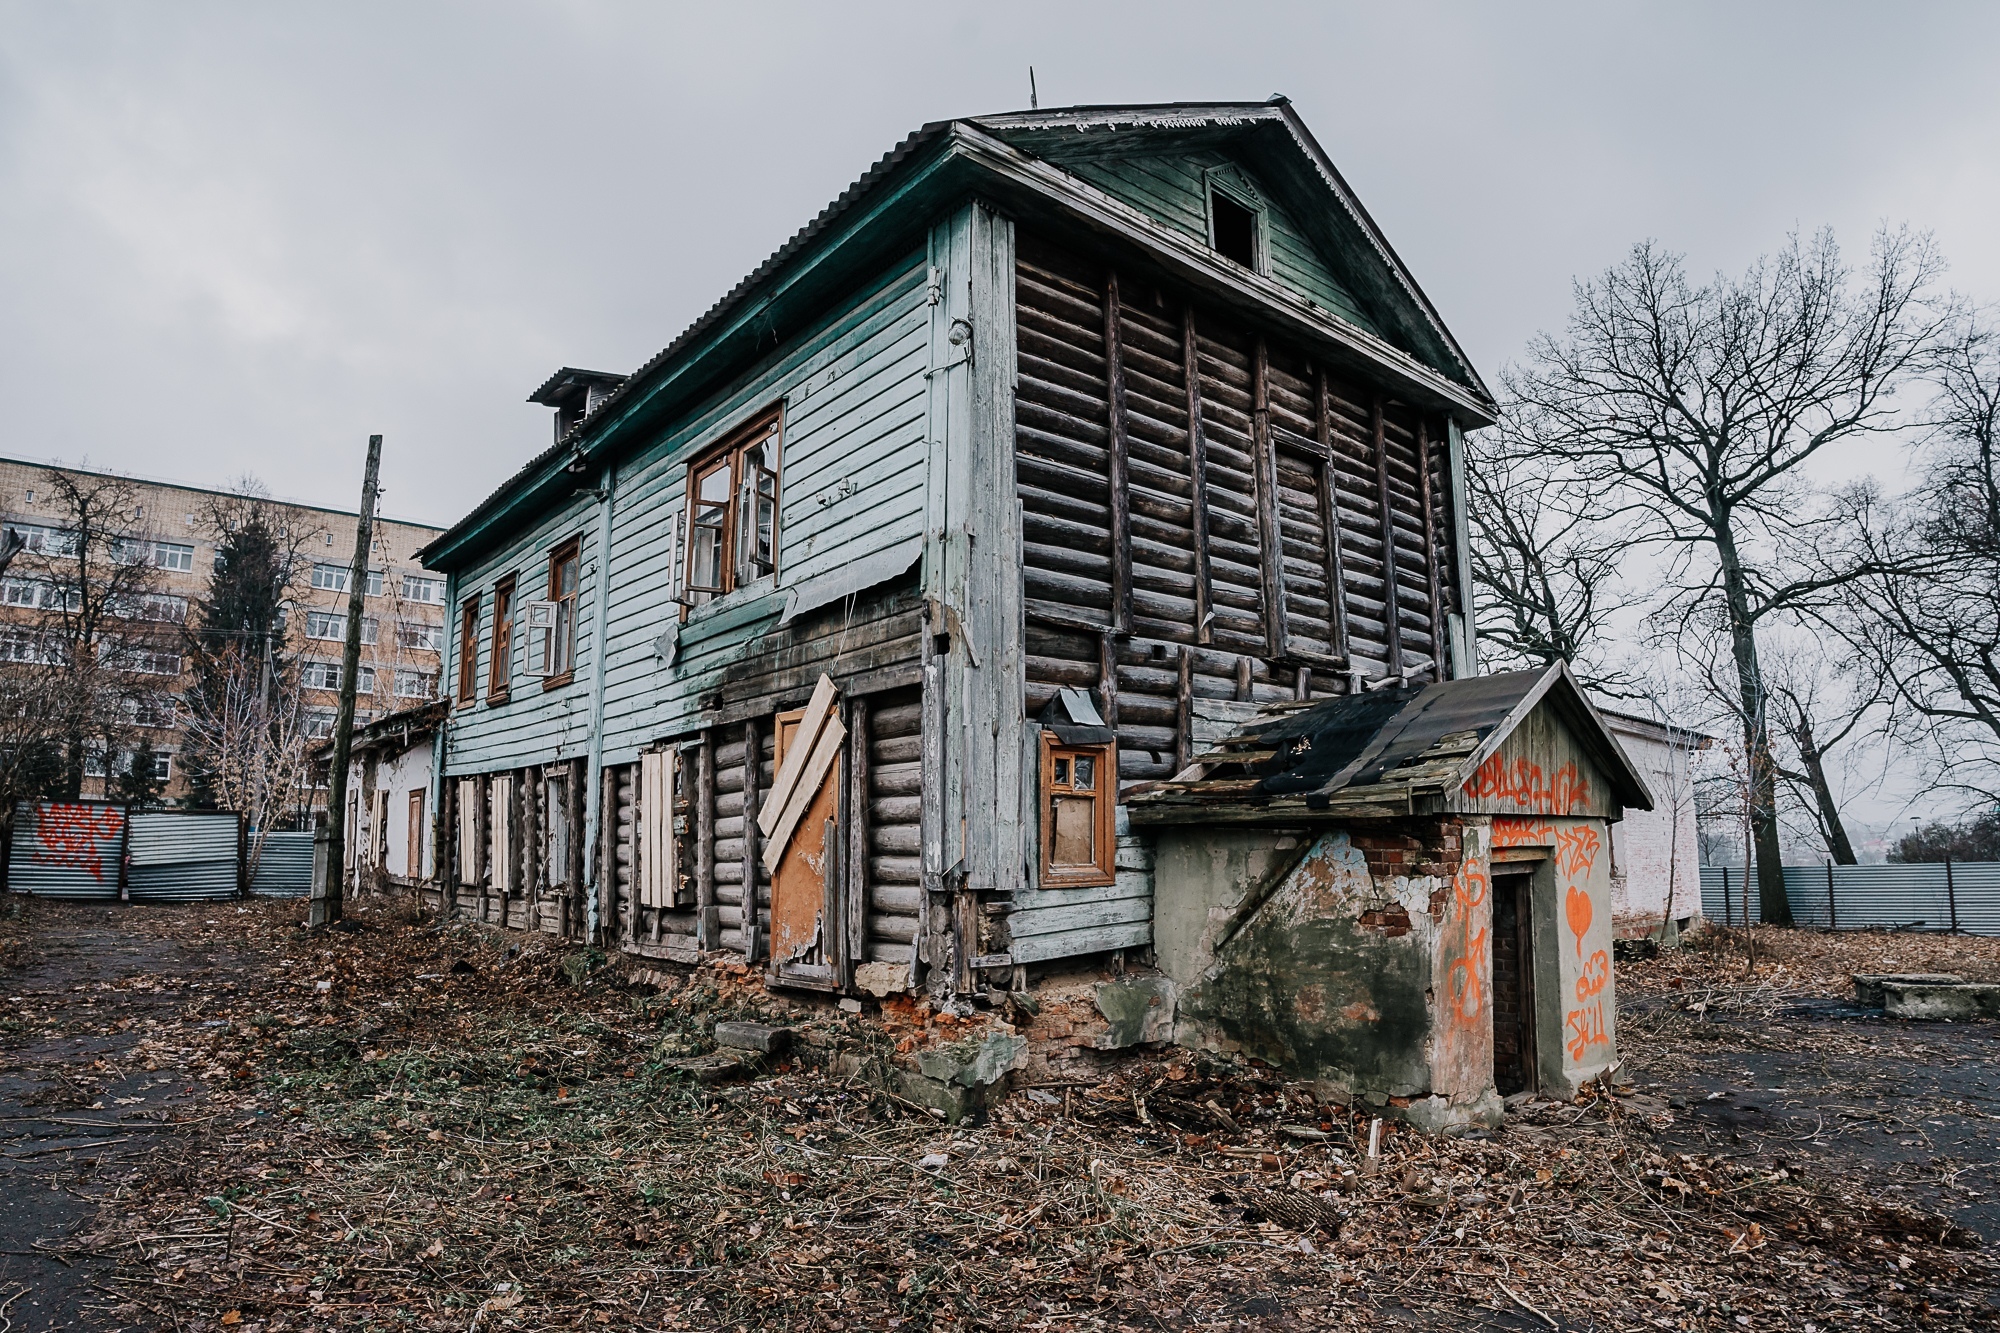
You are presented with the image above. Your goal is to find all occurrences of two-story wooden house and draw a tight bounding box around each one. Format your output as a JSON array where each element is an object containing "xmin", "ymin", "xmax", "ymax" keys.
[{"xmin": 419, "ymin": 101, "xmax": 1651, "ymax": 1121}]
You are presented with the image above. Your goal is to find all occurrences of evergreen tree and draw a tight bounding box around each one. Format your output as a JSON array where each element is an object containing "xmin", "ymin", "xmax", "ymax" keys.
[{"xmin": 114, "ymin": 735, "xmax": 166, "ymax": 808}]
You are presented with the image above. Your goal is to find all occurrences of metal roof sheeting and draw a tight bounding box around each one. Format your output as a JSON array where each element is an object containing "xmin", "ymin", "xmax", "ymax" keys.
[
  {"xmin": 1701, "ymin": 863, "xmax": 2000, "ymax": 937},
  {"xmin": 126, "ymin": 812, "xmax": 241, "ymax": 903},
  {"xmin": 9, "ymin": 801, "xmax": 125, "ymax": 899}
]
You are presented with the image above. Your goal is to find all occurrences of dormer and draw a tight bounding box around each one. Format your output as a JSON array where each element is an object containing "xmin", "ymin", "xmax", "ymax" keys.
[{"xmin": 528, "ymin": 368, "xmax": 628, "ymax": 443}]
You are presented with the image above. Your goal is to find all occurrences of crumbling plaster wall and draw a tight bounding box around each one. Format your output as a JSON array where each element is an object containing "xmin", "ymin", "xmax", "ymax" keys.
[
  {"xmin": 1151, "ymin": 820, "xmax": 1500, "ymax": 1128},
  {"xmin": 1493, "ymin": 815, "xmax": 1618, "ymax": 1096}
]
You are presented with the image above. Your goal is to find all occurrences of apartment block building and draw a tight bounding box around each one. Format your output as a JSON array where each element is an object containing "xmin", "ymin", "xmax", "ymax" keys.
[{"xmin": 0, "ymin": 457, "xmax": 446, "ymax": 804}]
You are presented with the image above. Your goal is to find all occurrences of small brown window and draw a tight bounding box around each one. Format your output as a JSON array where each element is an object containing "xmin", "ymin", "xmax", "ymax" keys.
[
  {"xmin": 487, "ymin": 575, "xmax": 515, "ymax": 701},
  {"xmin": 455, "ymin": 597, "xmax": 480, "ymax": 705},
  {"xmin": 683, "ymin": 408, "xmax": 781, "ymax": 614},
  {"xmin": 1039, "ymin": 733, "xmax": 1116, "ymax": 888},
  {"xmin": 543, "ymin": 537, "xmax": 581, "ymax": 687}
]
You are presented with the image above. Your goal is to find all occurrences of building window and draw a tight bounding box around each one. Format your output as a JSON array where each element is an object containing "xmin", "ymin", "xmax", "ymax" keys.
[
  {"xmin": 15, "ymin": 524, "xmax": 77, "ymax": 558},
  {"xmin": 303, "ymin": 709, "xmax": 336, "ymax": 740},
  {"xmin": 1038, "ymin": 733, "xmax": 1116, "ymax": 888},
  {"xmin": 123, "ymin": 695, "xmax": 178, "ymax": 729},
  {"xmin": 0, "ymin": 628, "xmax": 60, "ymax": 665},
  {"xmin": 397, "ymin": 619, "xmax": 442, "ymax": 651},
  {"xmin": 108, "ymin": 642, "xmax": 183, "ymax": 676},
  {"xmin": 109, "ymin": 592, "xmax": 188, "ymax": 623},
  {"xmin": 684, "ymin": 408, "xmax": 781, "ymax": 611},
  {"xmin": 1209, "ymin": 186, "xmax": 1262, "ymax": 271},
  {"xmin": 456, "ymin": 598, "xmax": 480, "ymax": 704},
  {"xmin": 539, "ymin": 538, "xmax": 581, "ymax": 685},
  {"xmin": 305, "ymin": 610, "xmax": 376, "ymax": 644},
  {"xmin": 395, "ymin": 669, "xmax": 437, "ymax": 699},
  {"xmin": 109, "ymin": 536, "xmax": 151, "ymax": 566},
  {"xmin": 401, "ymin": 574, "xmax": 444, "ymax": 605},
  {"xmin": 152, "ymin": 542, "xmax": 195, "ymax": 572},
  {"xmin": 312, "ymin": 562, "xmax": 349, "ymax": 591},
  {"xmin": 301, "ymin": 660, "xmax": 342, "ymax": 691},
  {"xmin": 488, "ymin": 575, "xmax": 515, "ymax": 701}
]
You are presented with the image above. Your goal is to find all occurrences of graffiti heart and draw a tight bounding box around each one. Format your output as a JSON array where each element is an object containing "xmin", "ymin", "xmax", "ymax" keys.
[{"xmin": 1564, "ymin": 884, "xmax": 1593, "ymax": 957}]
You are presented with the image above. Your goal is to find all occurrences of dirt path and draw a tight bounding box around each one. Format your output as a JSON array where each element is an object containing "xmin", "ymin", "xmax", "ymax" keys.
[{"xmin": 0, "ymin": 900, "xmax": 251, "ymax": 1330}]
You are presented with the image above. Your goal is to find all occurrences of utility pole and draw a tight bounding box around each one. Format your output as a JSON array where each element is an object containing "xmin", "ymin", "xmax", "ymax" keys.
[{"xmin": 310, "ymin": 434, "xmax": 382, "ymax": 928}]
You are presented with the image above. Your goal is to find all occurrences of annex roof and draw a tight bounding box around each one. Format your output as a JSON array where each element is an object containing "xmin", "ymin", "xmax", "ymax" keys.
[
  {"xmin": 1129, "ymin": 662, "xmax": 1655, "ymax": 826},
  {"xmin": 422, "ymin": 99, "xmax": 1494, "ymax": 571}
]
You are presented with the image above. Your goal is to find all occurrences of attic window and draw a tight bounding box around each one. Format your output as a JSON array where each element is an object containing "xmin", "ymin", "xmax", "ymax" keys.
[{"xmin": 1209, "ymin": 189, "xmax": 1261, "ymax": 270}]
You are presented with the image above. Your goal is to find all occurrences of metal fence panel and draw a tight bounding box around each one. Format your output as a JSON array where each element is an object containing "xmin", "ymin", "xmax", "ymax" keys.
[
  {"xmin": 250, "ymin": 831, "xmax": 314, "ymax": 898},
  {"xmin": 1701, "ymin": 862, "xmax": 2000, "ymax": 935},
  {"xmin": 8, "ymin": 801, "xmax": 127, "ymax": 899},
  {"xmin": 126, "ymin": 812, "xmax": 242, "ymax": 903}
]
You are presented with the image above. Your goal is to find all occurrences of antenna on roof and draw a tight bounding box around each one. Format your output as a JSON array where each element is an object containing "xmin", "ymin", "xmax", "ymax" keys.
[{"xmin": 1029, "ymin": 66, "xmax": 1038, "ymax": 110}]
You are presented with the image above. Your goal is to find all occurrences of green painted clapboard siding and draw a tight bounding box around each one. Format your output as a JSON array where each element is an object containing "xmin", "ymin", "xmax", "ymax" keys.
[
  {"xmin": 1058, "ymin": 152, "xmax": 1378, "ymax": 335},
  {"xmin": 594, "ymin": 253, "xmax": 934, "ymax": 765},
  {"xmin": 441, "ymin": 490, "xmax": 603, "ymax": 776}
]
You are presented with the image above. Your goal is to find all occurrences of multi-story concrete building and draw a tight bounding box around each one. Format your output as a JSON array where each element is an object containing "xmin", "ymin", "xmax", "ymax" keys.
[{"xmin": 0, "ymin": 456, "xmax": 446, "ymax": 805}]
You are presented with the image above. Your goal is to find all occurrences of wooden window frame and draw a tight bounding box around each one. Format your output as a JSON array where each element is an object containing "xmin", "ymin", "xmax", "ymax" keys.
[
  {"xmin": 542, "ymin": 536, "xmax": 582, "ymax": 690},
  {"xmin": 681, "ymin": 406, "xmax": 782, "ymax": 618},
  {"xmin": 1205, "ymin": 174, "xmax": 1267, "ymax": 276},
  {"xmin": 1038, "ymin": 732, "xmax": 1117, "ymax": 889},
  {"xmin": 487, "ymin": 574, "xmax": 516, "ymax": 702},
  {"xmin": 455, "ymin": 596, "xmax": 480, "ymax": 707}
]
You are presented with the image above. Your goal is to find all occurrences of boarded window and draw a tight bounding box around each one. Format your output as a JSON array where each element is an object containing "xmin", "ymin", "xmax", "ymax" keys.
[
  {"xmin": 489, "ymin": 775, "xmax": 514, "ymax": 894},
  {"xmin": 544, "ymin": 772, "xmax": 570, "ymax": 886},
  {"xmin": 407, "ymin": 789, "xmax": 425, "ymax": 879},
  {"xmin": 456, "ymin": 777, "xmax": 479, "ymax": 884},
  {"xmin": 1039, "ymin": 733, "xmax": 1115, "ymax": 889},
  {"xmin": 683, "ymin": 408, "xmax": 782, "ymax": 611},
  {"xmin": 638, "ymin": 750, "xmax": 675, "ymax": 908}
]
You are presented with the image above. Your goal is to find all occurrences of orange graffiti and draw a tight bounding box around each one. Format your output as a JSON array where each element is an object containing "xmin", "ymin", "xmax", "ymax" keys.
[
  {"xmin": 1462, "ymin": 755, "xmax": 1591, "ymax": 815},
  {"xmin": 1447, "ymin": 927, "xmax": 1489, "ymax": 1022},
  {"xmin": 1555, "ymin": 824, "xmax": 1600, "ymax": 880},
  {"xmin": 1453, "ymin": 857, "xmax": 1489, "ymax": 910},
  {"xmin": 1490, "ymin": 817, "xmax": 1555, "ymax": 849},
  {"xmin": 1564, "ymin": 884, "xmax": 1593, "ymax": 957},
  {"xmin": 33, "ymin": 803, "xmax": 124, "ymax": 883},
  {"xmin": 1575, "ymin": 948, "xmax": 1609, "ymax": 1000},
  {"xmin": 1565, "ymin": 999, "xmax": 1610, "ymax": 1061}
]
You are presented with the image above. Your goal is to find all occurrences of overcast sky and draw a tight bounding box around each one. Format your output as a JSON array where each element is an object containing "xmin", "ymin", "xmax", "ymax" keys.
[{"xmin": 5, "ymin": 2, "xmax": 1997, "ymax": 527}]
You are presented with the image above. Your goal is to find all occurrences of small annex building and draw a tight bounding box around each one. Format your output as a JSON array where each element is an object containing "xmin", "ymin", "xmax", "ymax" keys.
[
  {"xmin": 1131, "ymin": 662, "xmax": 1651, "ymax": 1126},
  {"xmin": 411, "ymin": 98, "xmax": 1651, "ymax": 1120}
]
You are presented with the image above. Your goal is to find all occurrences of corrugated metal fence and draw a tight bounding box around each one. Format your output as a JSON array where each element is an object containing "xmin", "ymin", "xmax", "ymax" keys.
[
  {"xmin": 250, "ymin": 831, "xmax": 315, "ymax": 898},
  {"xmin": 1700, "ymin": 862, "xmax": 2000, "ymax": 935},
  {"xmin": 126, "ymin": 812, "xmax": 243, "ymax": 902},
  {"xmin": 9, "ymin": 801, "xmax": 128, "ymax": 899}
]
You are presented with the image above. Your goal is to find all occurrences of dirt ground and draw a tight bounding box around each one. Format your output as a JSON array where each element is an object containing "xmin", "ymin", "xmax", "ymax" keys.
[{"xmin": 0, "ymin": 896, "xmax": 1995, "ymax": 1332}]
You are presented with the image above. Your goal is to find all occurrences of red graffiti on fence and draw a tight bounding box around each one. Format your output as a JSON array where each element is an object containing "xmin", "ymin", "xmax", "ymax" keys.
[
  {"xmin": 32, "ymin": 803, "xmax": 125, "ymax": 884},
  {"xmin": 1462, "ymin": 755, "xmax": 1590, "ymax": 815}
]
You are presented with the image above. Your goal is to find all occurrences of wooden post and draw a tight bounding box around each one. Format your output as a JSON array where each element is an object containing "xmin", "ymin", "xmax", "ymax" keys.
[
  {"xmin": 1097, "ymin": 631, "xmax": 1119, "ymax": 731},
  {"xmin": 1174, "ymin": 646, "xmax": 1194, "ymax": 774},
  {"xmin": 1371, "ymin": 399, "xmax": 1404, "ymax": 673},
  {"xmin": 1183, "ymin": 306, "xmax": 1213, "ymax": 645},
  {"xmin": 567, "ymin": 757, "xmax": 586, "ymax": 939},
  {"xmin": 1315, "ymin": 367, "xmax": 1350, "ymax": 662},
  {"xmin": 312, "ymin": 432, "xmax": 382, "ymax": 928},
  {"xmin": 1104, "ymin": 271, "xmax": 1133, "ymax": 634},
  {"xmin": 742, "ymin": 718, "xmax": 762, "ymax": 961},
  {"xmin": 695, "ymin": 731, "xmax": 717, "ymax": 950},
  {"xmin": 1416, "ymin": 420, "xmax": 1446, "ymax": 681},
  {"xmin": 1235, "ymin": 655, "xmax": 1253, "ymax": 703},
  {"xmin": 1251, "ymin": 338, "xmax": 1287, "ymax": 658},
  {"xmin": 845, "ymin": 696, "xmax": 870, "ymax": 964}
]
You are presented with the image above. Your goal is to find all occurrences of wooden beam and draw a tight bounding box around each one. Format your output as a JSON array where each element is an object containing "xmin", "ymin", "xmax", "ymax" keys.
[
  {"xmin": 1251, "ymin": 337, "xmax": 1288, "ymax": 658},
  {"xmin": 1104, "ymin": 271, "xmax": 1133, "ymax": 634},
  {"xmin": 741, "ymin": 717, "xmax": 763, "ymax": 962},
  {"xmin": 845, "ymin": 695, "xmax": 870, "ymax": 966},
  {"xmin": 1235, "ymin": 655, "xmax": 1253, "ymax": 702},
  {"xmin": 1295, "ymin": 666, "xmax": 1312, "ymax": 701},
  {"xmin": 1417, "ymin": 418, "xmax": 1447, "ymax": 682},
  {"xmin": 1175, "ymin": 646, "xmax": 1194, "ymax": 773},
  {"xmin": 1372, "ymin": 396, "xmax": 1405, "ymax": 672},
  {"xmin": 1316, "ymin": 367, "xmax": 1351, "ymax": 661},
  {"xmin": 695, "ymin": 732, "xmax": 716, "ymax": 950},
  {"xmin": 568, "ymin": 758, "xmax": 586, "ymax": 940},
  {"xmin": 1098, "ymin": 631, "xmax": 1119, "ymax": 731},
  {"xmin": 1183, "ymin": 306, "xmax": 1213, "ymax": 646}
]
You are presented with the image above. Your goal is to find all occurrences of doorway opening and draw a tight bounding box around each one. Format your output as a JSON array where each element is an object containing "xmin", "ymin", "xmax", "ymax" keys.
[{"xmin": 1491, "ymin": 868, "xmax": 1537, "ymax": 1096}]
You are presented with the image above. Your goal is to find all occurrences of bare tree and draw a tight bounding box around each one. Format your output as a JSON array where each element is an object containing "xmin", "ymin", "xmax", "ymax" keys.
[
  {"xmin": 1831, "ymin": 316, "xmax": 2000, "ymax": 803},
  {"xmin": 9, "ymin": 468, "xmax": 180, "ymax": 799},
  {"xmin": 1507, "ymin": 228, "xmax": 1952, "ymax": 922},
  {"xmin": 179, "ymin": 646, "xmax": 315, "ymax": 882},
  {"xmin": 1464, "ymin": 406, "xmax": 1641, "ymax": 692},
  {"xmin": 1760, "ymin": 636, "xmax": 1886, "ymax": 864}
]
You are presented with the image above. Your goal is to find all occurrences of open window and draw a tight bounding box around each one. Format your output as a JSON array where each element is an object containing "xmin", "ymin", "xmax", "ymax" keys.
[
  {"xmin": 1207, "ymin": 176, "xmax": 1265, "ymax": 273},
  {"xmin": 523, "ymin": 537, "xmax": 582, "ymax": 686},
  {"xmin": 683, "ymin": 407, "xmax": 781, "ymax": 613}
]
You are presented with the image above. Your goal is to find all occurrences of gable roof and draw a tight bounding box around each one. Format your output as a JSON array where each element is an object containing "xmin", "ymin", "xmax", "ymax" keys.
[
  {"xmin": 1128, "ymin": 662, "xmax": 1655, "ymax": 826},
  {"xmin": 422, "ymin": 99, "xmax": 1494, "ymax": 572}
]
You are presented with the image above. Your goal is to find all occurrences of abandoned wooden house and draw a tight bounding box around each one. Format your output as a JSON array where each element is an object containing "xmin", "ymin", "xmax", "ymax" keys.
[{"xmin": 416, "ymin": 99, "xmax": 1651, "ymax": 1122}]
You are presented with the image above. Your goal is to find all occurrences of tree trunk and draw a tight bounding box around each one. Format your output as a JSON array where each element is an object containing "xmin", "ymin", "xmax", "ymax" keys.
[
  {"xmin": 1714, "ymin": 520, "xmax": 1792, "ymax": 924},
  {"xmin": 1794, "ymin": 735, "xmax": 1858, "ymax": 865}
]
